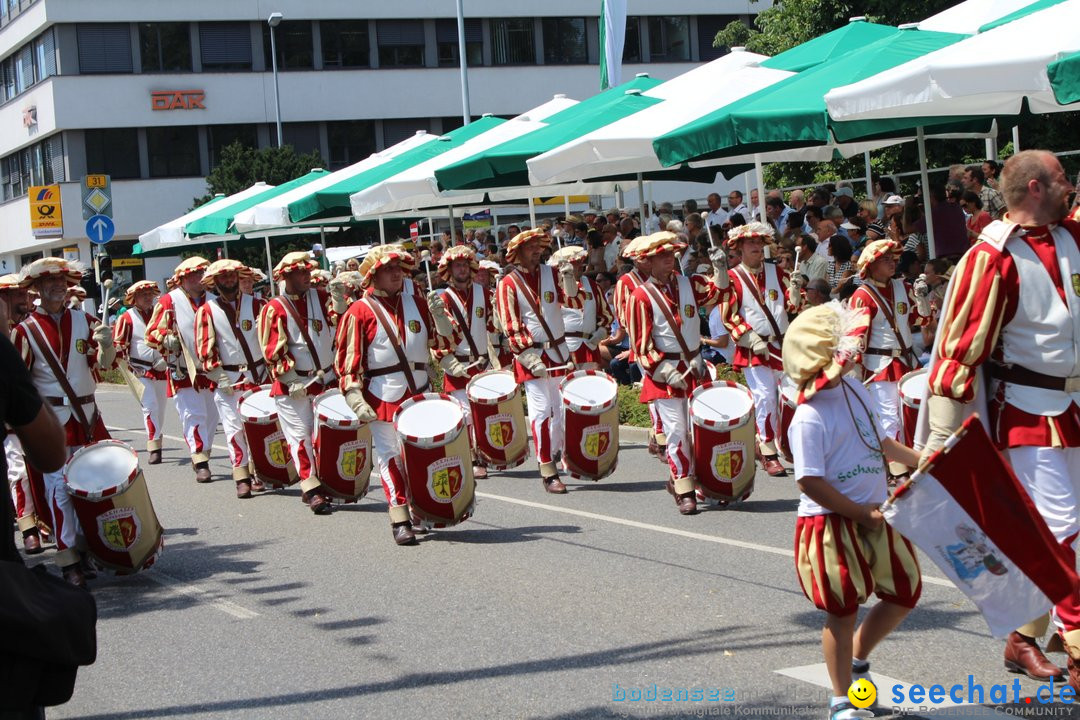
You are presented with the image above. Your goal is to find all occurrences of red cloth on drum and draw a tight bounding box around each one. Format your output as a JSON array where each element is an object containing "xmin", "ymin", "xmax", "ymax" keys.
[
  {"xmin": 570, "ymin": 345, "xmax": 601, "ymax": 367},
  {"xmin": 63, "ymin": 412, "xmax": 110, "ymax": 449}
]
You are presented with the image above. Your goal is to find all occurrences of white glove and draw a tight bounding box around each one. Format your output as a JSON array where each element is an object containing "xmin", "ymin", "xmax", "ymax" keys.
[
  {"xmin": 152, "ymin": 357, "xmax": 168, "ymax": 372},
  {"xmin": 709, "ymin": 247, "xmax": 730, "ymax": 290},
  {"xmin": 344, "ymin": 386, "xmax": 376, "ymax": 423},
  {"xmin": 92, "ymin": 324, "xmax": 116, "ymax": 369},
  {"xmin": 689, "ymin": 356, "xmax": 707, "ymax": 380},
  {"xmin": 277, "ymin": 369, "xmax": 308, "ymax": 401},
  {"xmin": 737, "ymin": 331, "xmax": 769, "ymax": 358},
  {"xmin": 207, "ymin": 366, "xmax": 233, "ymax": 394},
  {"xmin": 161, "ymin": 333, "xmax": 182, "ymax": 355},
  {"xmin": 558, "ymin": 262, "xmax": 579, "ymax": 298},
  {"xmin": 328, "ymin": 276, "xmax": 351, "ymax": 314},
  {"xmin": 585, "ymin": 326, "xmax": 609, "ymax": 350},
  {"xmin": 913, "ymin": 276, "xmax": 932, "ymax": 317},
  {"xmin": 790, "ymin": 273, "xmax": 807, "ymax": 290},
  {"xmin": 517, "ymin": 348, "xmax": 547, "ymax": 377},
  {"xmin": 654, "ymin": 359, "xmax": 687, "ymax": 391},
  {"xmin": 439, "ymin": 354, "xmax": 468, "ymax": 378},
  {"xmin": 921, "ymin": 394, "xmax": 967, "ymax": 466},
  {"xmin": 426, "ymin": 291, "xmax": 456, "ymax": 339}
]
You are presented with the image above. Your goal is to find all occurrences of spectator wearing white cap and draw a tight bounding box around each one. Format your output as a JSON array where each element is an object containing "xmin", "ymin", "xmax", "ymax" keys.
[
  {"xmin": 311, "ymin": 242, "xmax": 330, "ymax": 271},
  {"xmin": 832, "ymin": 185, "xmax": 858, "ymax": 219}
]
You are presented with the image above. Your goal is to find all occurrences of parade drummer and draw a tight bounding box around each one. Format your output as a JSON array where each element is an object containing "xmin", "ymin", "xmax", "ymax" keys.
[
  {"xmin": 849, "ymin": 239, "xmax": 932, "ymax": 482},
  {"xmin": 12, "ymin": 258, "xmax": 115, "ymax": 588},
  {"xmin": 721, "ymin": 222, "xmax": 804, "ymax": 478},
  {"xmin": 335, "ymin": 245, "xmax": 451, "ymax": 546},
  {"xmin": 195, "ymin": 259, "xmax": 268, "ymax": 498},
  {"xmin": 258, "ymin": 252, "xmax": 340, "ymax": 515},
  {"xmin": 430, "ymin": 245, "xmax": 496, "ymax": 479},
  {"xmin": 547, "ymin": 246, "xmax": 613, "ymax": 371},
  {"xmin": 145, "ymin": 257, "xmax": 220, "ymax": 484},
  {"xmin": 625, "ymin": 231, "xmax": 728, "ymax": 516},
  {"xmin": 113, "ymin": 280, "xmax": 169, "ymax": 465},
  {"xmin": 496, "ymin": 229, "xmax": 580, "ymax": 494}
]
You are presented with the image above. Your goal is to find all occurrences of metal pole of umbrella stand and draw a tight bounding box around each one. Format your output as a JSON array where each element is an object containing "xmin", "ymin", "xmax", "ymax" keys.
[{"xmin": 917, "ymin": 126, "xmax": 937, "ymax": 260}]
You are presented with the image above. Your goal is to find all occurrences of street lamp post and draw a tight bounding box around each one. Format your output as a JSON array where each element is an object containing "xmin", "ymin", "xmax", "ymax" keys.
[
  {"xmin": 267, "ymin": 12, "xmax": 284, "ymax": 147},
  {"xmin": 456, "ymin": 0, "xmax": 470, "ymax": 126}
]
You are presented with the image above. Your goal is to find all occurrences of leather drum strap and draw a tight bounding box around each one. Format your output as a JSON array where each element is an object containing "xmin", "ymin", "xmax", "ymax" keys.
[
  {"xmin": 864, "ymin": 282, "xmax": 915, "ymax": 364},
  {"xmin": 279, "ymin": 295, "xmax": 325, "ymax": 373},
  {"xmin": 444, "ymin": 288, "xmax": 484, "ymax": 363},
  {"xmin": 25, "ymin": 316, "xmax": 96, "ymax": 438},
  {"xmin": 507, "ymin": 269, "xmax": 567, "ymax": 364},
  {"xmin": 734, "ymin": 265, "xmax": 784, "ymax": 341},
  {"xmin": 641, "ymin": 281, "xmax": 697, "ymax": 365},
  {"xmin": 214, "ymin": 297, "xmax": 263, "ymax": 383},
  {"xmin": 363, "ymin": 297, "xmax": 423, "ymax": 396}
]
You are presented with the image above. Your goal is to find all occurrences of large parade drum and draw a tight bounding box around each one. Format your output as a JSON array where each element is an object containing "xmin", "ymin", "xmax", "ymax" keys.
[
  {"xmin": 395, "ymin": 393, "xmax": 475, "ymax": 527},
  {"xmin": 64, "ymin": 440, "xmax": 163, "ymax": 573},
  {"xmin": 313, "ymin": 389, "xmax": 372, "ymax": 502},
  {"xmin": 465, "ymin": 370, "xmax": 528, "ymax": 470},
  {"xmin": 238, "ymin": 386, "xmax": 298, "ymax": 488},
  {"xmin": 775, "ymin": 374, "xmax": 800, "ymax": 464},
  {"xmin": 689, "ymin": 381, "xmax": 757, "ymax": 503},
  {"xmin": 560, "ymin": 370, "xmax": 619, "ymax": 481},
  {"xmin": 898, "ymin": 368, "xmax": 929, "ymax": 447}
]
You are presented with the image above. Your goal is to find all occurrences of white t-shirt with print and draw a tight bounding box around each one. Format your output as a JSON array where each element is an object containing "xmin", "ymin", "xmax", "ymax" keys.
[{"xmin": 789, "ymin": 376, "xmax": 888, "ymax": 517}]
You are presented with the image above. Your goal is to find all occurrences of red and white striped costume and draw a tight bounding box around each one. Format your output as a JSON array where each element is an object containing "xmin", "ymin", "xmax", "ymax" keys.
[
  {"xmin": 258, "ymin": 287, "xmax": 336, "ymax": 494},
  {"xmin": 13, "ymin": 307, "xmax": 110, "ymax": 568},
  {"xmin": 335, "ymin": 288, "xmax": 444, "ymax": 523},
  {"xmin": 562, "ymin": 275, "xmax": 614, "ymax": 369},
  {"xmin": 721, "ymin": 262, "xmax": 800, "ymax": 455},
  {"xmin": 145, "ymin": 287, "xmax": 220, "ymax": 464},
  {"xmin": 195, "ymin": 293, "xmax": 266, "ymax": 480},
  {"xmin": 615, "ymin": 266, "xmax": 664, "ymax": 442},
  {"xmin": 627, "ymin": 272, "xmax": 724, "ymax": 490},
  {"xmin": 114, "ymin": 306, "xmax": 168, "ymax": 453},
  {"xmin": 930, "ymin": 217, "xmax": 1080, "ymax": 642}
]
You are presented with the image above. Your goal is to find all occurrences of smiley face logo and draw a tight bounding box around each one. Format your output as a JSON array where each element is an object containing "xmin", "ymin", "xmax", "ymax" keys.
[{"xmin": 847, "ymin": 678, "xmax": 876, "ymax": 709}]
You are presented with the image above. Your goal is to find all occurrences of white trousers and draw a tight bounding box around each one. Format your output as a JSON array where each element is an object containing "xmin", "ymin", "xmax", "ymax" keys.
[
  {"xmin": 137, "ymin": 376, "xmax": 168, "ymax": 451},
  {"xmin": 273, "ymin": 394, "xmax": 319, "ymax": 492},
  {"xmin": 174, "ymin": 387, "xmax": 218, "ymax": 464},
  {"xmin": 866, "ymin": 380, "xmax": 901, "ymax": 442},
  {"xmin": 523, "ymin": 377, "xmax": 564, "ymax": 465},
  {"xmin": 5, "ymin": 435, "xmax": 34, "ymax": 526},
  {"xmin": 743, "ymin": 365, "xmax": 780, "ymax": 451},
  {"xmin": 654, "ymin": 397, "xmax": 692, "ymax": 479},
  {"xmin": 44, "ymin": 445, "xmax": 81, "ymax": 564},
  {"xmin": 370, "ymin": 420, "xmax": 408, "ymax": 508},
  {"xmin": 213, "ymin": 388, "xmax": 250, "ymax": 473}
]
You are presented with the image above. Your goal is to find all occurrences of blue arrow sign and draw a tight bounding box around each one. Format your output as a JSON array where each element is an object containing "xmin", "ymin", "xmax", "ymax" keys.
[{"xmin": 86, "ymin": 214, "xmax": 115, "ymax": 245}]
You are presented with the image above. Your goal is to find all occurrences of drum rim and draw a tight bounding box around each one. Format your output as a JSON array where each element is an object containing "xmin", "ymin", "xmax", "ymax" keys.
[
  {"xmin": 559, "ymin": 369, "xmax": 619, "ymax": 414},
  {"xmin": 238, "ymin": 385, "xmax": 279, "ymax": 423},
  {"xmin": 395, "ymin": 392, "xmax": 466, "ymax": 448},
  {"xmin": 465, "ymin": 369, "xmax": 518, "ymax": 405},
  {"xmin": 64, "ymin": 439, "xmax": 140, "ymax": 500},
  {"xmin": 314, "ymin": 387, "xmax": 362, "ymax": 428},
  {"xmin": 689, "ymin": 379, "xmax": 755, "ymax": 430},
  {"xmin": 898, "ymin": 368, "xmax": 929, "ymax": 409}
]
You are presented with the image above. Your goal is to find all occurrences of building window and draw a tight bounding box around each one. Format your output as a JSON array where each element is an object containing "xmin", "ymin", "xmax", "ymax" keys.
[
  {"xmin": 262, "ymin": 20, "xmax": 314, "ymax": 70},
  {"xmin": 623, "ymin": 17, "xmax": 642, "ymax": 63},
  {"xmin": 199, "ymin": 22, "xmax": 252, "ymax": 71},
  {"xmin": 33, "ymin": 29, "xmax": 56, "ymax": 80},
  {"xmin": 85, "ymin": 128, "xmax": 140, "ymax": 179},
  {"xmin": 542, "ymin": 18, "xmax": 586, "ymax": 65},
  {"xmin": 327, "ymin": 120, "xmax": 375, "ymax": 171},
  {"xmin": 697, "ymin": 15, "xmax": 739, "ymax": 61},
  {"xmin": 148, "ymin": 126, "xmax": 200, "ymax": 178},
  {"xmin": 2, "ymin": 154, "xmax": 26, "ymax": 200},
  {"xmin": 436, "ymin": 19, "xmax": 482, "ymax": 67},
  {"xmin": 1, "ymin": 135, "xmax": 64, "ymax": 201},
  {"xmin": 77, "ymin": 24, "xmax": 133, "ymax": 74},
  {"xmin": 321, "ymin": 20, "xmax": 369, "ymax": 68},
  {"xmin": 377, "ymin": 20, "xmax": 424, "ymax": 68},
  {"xmin": 208, "ymin": 124, "xmax": 257, "ymax": 168},
  {"xmin": 491, "ymin": 18, "xmax": 535, "ymax": 65},
  {"xmin": 282, "ymin": 122, "xmax": 320, "ymax": 156},
  {"xmin": 647, "ymin": 17, "xmax": 690, "ymax": 62},
  {"xmin": 14, "ymin": 44, "xmax": 32, "ymax": 93},
  {"xmin": 139, "ymin": 23, "xmax": 192, "ymax": 72},
  {"xmin": 381, "ymin": 119, "xmax": 427, "ymax": 150}
]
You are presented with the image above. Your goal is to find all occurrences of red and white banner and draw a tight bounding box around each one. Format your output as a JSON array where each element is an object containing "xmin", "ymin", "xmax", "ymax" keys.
[{"xmin": 882, "ymin": 416, "xmax": 1078, "ymax": 638}]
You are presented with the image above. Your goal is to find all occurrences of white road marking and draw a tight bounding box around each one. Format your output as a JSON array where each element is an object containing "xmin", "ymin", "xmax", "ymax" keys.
[
  {"xmin": 146, "ymin": 570, "xmax": 261, "ymax": 620},
  {"xmin": 775, "ymin": 663, "xmax": 1010, "ymax": 716},
  {"xmin": 103, "ymin": 421, "xmax": 953, "ymax": 589}
]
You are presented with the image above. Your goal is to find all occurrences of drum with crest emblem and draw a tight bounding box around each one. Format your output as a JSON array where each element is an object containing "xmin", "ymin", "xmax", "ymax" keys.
[
  {"xmin": 313, "ymin": 388, "xmax": 372, "ymax": 502},
  {"xmin": 395, "ymin": 393, "xmax": 475, "ymax": 527},
  {"xmin": 689, "ymin": 380, "xmax": 756, "ymax": 503},
  {"xmin": 560, "ymin": 370, "xmax": 619, "ymax": 481}
]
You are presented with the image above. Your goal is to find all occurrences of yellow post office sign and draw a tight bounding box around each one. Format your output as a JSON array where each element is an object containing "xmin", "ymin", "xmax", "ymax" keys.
[{"xmin": 29, "ymin": 185, "xmax": 63, "ymax": 238}]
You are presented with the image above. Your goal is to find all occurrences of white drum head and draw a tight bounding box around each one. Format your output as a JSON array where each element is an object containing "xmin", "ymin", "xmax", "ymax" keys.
[
  {"xmin": 563, "ymin": 374, "xmax": 616, "ymax": 407},
  {"xmin": 397, "ymin": 397, "xmax": 463, "ymax": 438},
  {"xmin": 67, "ymin": 443, "xmax": 137, "ymax": 494},
  {"xmin": 241, "ymin": 388, "xmax": 277, "ymax": 420},
  {"xmin": 315, "ymin": 390, "xmax": 356, "ymax": 423},
  {"xmin": 467, "ymin": 371, "xmax": 517, "ymax": 402},
  {"xmin": 899, "ymin": 369, "xmax": 928, "ymax": 405},
  {"xmin": 692, "ymin": 385, "xmax": 753, "ymax": 424}
]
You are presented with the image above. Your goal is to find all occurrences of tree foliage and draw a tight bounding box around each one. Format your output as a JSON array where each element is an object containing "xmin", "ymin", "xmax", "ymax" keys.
[
  {"xmin": 192, "ymin": 141, "xmax": 324, "ymax": 210},
  {"xmin": 715, "ymin": 0, "xmax": 1080, "ymax": 191}
]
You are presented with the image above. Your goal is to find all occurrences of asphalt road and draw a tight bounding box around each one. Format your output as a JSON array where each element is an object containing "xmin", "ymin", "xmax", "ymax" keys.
[{"xmin": 14, "ymin": 387, "xmax": 1071, "ymax": 719}]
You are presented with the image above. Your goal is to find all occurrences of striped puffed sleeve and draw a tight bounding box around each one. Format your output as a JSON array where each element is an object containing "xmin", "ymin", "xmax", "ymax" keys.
[
  {"xmin": 496, "ymin": 275, "xmax": 534, "ymax": 355},
  {"xmin": 626, "ymin": 286, "xmax": 662, "ymax": 373},
  {"xmin": 612, "ymin": 275, "xmax": 633, "ymax": 327},
  {"xmin": 689, "ymin": 273, "xmax": 725, "ymax": 311},
  {"xmin": 193, "ymin": 303, "xmax": 221, "ymax": 372},
  {"xmin": 928, "ymin": 244, "xmax": 1015, "ymax": 402},
  {"xmin": 593, "ymin": 278, "xmax": 614, "ymax": 331},
  {"xmin": 143, "ymin": 295, "xmax": 174, "ymax": 353},
  {"xmin": 11, "ymin": 322, "xmax": 34, "ymax": 371},
  {"xmin": 334, "ymin": 301, "xmax": 375, "ymax": 392},
  {"xmin": 720, "ymin": 271, "xmax": 751, "ymax": 343},
  {"xmin": 257, "ymin": 300, "xmax": 295, "ymax": 379},
  {"xmin": 112, "ymin": 310, "xmax": 133, "ymax": 361}
]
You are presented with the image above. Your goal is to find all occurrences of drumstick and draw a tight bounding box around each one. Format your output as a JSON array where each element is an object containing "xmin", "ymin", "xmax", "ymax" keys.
[
  {"xmin": 421, "ymin": 250, "xmax": 433, "ymax": 289},
  {"xmin": 101, "ymin": 278, "xmax": 114, "ymax": 327},
  {"xmin": 544, "ymin": 363, "xmax": 572, "ymax": 373}
]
